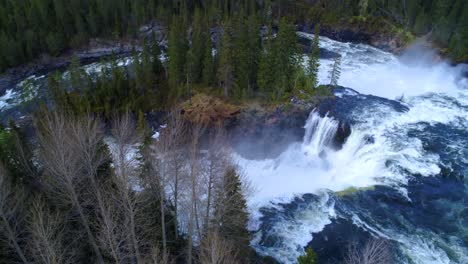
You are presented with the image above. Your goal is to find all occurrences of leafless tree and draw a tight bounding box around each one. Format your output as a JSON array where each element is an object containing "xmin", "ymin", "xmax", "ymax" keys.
[
  {"xmin": 201, "ymin": 125, "xmax": 230, "ymax": 235},
  {"xmin": 150, "ymin": 246, "xmax": 174, "ymax": 264},
  {"xmin": 111, "ymin": 112, "xmax": 144, "ymax": 263},
  {"xmin": 199, "ymin": 230, "xmax": 239, "ymax": 264},
  {"xmin": 0, "ymin": 162, "xmax": 29, "ymax": 263},
  {"xmin": 164, "ymin": 108, "xmax": 188, "ymax": 241},
  {"xmin": 37, "ymin": 112, "xmax": 104, "ymax": 263},
  {"xmin": 68, "ymin": 114, "xmax": 131, "ymax": 263},
  {"xmin": 345, "ymin": 237, "xmax": 393, "ymax": 264},
  {"xmin": 27, "ymin": 198, "xmax": 75, "ymax": 264},
  {"xmin": 186, "ymin": 122, "xmax": 205, "ymax": 264}
]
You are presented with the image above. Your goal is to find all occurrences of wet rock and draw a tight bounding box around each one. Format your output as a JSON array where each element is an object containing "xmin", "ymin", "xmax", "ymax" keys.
[{"xmin": 297, "ymin": 23, "xmax": 406, "ymax": 54}]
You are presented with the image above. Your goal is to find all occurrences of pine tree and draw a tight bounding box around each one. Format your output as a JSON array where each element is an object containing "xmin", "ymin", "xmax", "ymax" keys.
[
  {"xmin": 150, "ymin": 34, "xmax": 164, "ymax": 78},
  {"xmin": 329, "ymin": 56, "xmax": 342, "ymax": 87},
  {"xmin": 217, "ymin": 21, "xmax": 235, "ymax": 98},
  {"xmin": 189, "ymin": 9, "xmax": 206, "ymax": 83},
  {"xmin": 274, "ymin": 18, "xmax": 300, "ymax": 99},
  {"xmin": 202, "ymin": 31, "xmax": 214, "ymax": 86},
  {"xmin": 233, "ymin": 12, "xmax": 250, "ymax": 98},
  {"xmin": 168, "ymin": 15, "xmax": 188, "ymax": 100},
  {"xmin": 307, "ymin": 25, "xmax": 320, "ymax": 89},
  {"xmin": 257, "ymin": 25, "xmax": 277, "ymax": 97},
  {"xmin": 298, "ymin": 247, "xmax": 318, "ymax": 264},
  {"xmin": 246, "ymin": 14, "xmax": 261, "ymax": 92},
  {"xmin": 216, "ymin": 167, "xmax": 250, "ymax": 254}
]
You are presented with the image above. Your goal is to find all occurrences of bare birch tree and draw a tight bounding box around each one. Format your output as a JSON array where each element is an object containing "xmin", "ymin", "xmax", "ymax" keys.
[
  {"xmin": 27, "ymin": 198, "xmax": 75, "ymax": 264},
  {"xmin": 37, "ymin": 112, "xmax": 104, "ymax": 263},
  {"xmin": 201, "ymin": 125, "xmax": 230, "ymax": 235},
  {"xmin": 186, "ymin": 122, "xmax": 204, "ymax": 264},
  {"xmin": 199, "ymin": 230, "xmax": 239, "ymax": 264},
  {"xmin": 345, "ymin": 238, "xmax": 393, "ymax": 264},
  {"xmin": 111, "ymin": 112, "xmax": 145, "ymax": 263},
  {"xmin": 0, "ymin": 162, "xmax": 29, "ymax": 263},
  {"xmin": 164, "ymin": 109, "xmax": 187, "ymax": 241}
]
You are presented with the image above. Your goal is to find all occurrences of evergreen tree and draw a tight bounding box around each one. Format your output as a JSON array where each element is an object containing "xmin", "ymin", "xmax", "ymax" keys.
[
  {"xmin": 329, "ymin": 56, "xmax": 342, "ymax": 87},
  {"xmin": 233, "ymin": 12, "xmax": 250, "ymax": 98},
  {"xmin": 168, "ymin": 15, "xmax": 188, "ymax": 100},
  {"xmin": 307, "ymin": 24, "xmax": 320, "ymax": 89},
  {"xmin": 189, "ymin": 9, "xmax": 207, "ymax": 83},
  {"xmin": 217, "ymin": 21, "xmax": 235, "ymax": 97},
  {"xmin": 298, "ymin": 247, "xmax": 318, "ymax": 264},
  {"xmin": 216, "ymin": 167, "xmax": 250, "ymax": 254},
  {"xmin": 273, "ymin": 18, "xmax": 300, "ymax": 99},
  {"xmin": 246, "ymin": 14, "xmax": 261, "ymax": 92},
  {"xmin": 257, "ymin": 25, "xmax": 277, "ymax": 97},
  {"xmin": 202, "ymin": 31, "xmax": 215, "ymax": 86},
  {"xmin": 150, "ymin": 34, "xmax": 164, "ymax": 79}
]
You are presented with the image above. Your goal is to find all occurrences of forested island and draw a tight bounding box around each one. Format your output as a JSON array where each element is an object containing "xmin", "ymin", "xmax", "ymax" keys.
[{"xmin": 0, "ymin": 1, "xmax": 467, "ymax": 264}]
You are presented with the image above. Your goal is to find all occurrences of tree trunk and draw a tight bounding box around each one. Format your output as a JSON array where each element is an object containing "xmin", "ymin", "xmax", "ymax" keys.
[
  {"xmin": 71, "ymin": 193, "xmax": 104, "ymax": 264},
  {"xmin": 0, "ymin": 213, "xmax": 29, "ymax": 264}
]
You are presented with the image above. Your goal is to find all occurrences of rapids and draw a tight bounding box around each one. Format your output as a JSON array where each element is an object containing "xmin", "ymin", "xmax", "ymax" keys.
[
  {"xmin": 1, "ymin": 32, "xmax": 467, "ymax": 264},
  {"xmin": 237, "ymin": 34, "xmax": 468, "ymax": 263}
]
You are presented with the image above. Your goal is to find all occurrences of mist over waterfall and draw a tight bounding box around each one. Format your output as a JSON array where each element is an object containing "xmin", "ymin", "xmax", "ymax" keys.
[{"xmin": 238, "ymin": 34, "xmax": 468, "ymax": 264}]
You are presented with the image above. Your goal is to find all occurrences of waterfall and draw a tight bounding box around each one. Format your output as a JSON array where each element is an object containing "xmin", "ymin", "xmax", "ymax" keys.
[
  {"xmin": 302, "ymin": 111, "xmax": 339, "ymax": 155},
  {"xmin": 239, "ymin": 33, "xmax": 468, "ymax": 264}
]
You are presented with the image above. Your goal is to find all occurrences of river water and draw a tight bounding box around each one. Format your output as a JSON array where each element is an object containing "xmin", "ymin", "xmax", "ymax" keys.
[
  {"xmin": 1, "ymin": 33, "xmax": 467, "ymax": 264},
  {"xmin": 237, "ymin": 33, "xmax": 468, "ymax": 263}
]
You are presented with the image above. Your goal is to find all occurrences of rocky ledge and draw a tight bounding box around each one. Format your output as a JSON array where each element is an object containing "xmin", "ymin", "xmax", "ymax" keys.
[{"xmin": 179, "ymin": 90, "xmax": 354, "ymax": 160}]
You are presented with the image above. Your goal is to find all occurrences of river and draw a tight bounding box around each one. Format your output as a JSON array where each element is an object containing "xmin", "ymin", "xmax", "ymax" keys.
[
  {"xmin": 1, "ymin": 32, "xmax": 467, "ymax": 264},
  {"xmin": 238, "ymin": 33, "xmax": 468, "ymax": 263}
]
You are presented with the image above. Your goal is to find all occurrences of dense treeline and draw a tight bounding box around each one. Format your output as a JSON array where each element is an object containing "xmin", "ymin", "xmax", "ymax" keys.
[
  {"xmin": 1, "ymin": 0, "xmax": 467, "ymax": 73},
  {"xmin": 358, "ymin": 0, "xmax": 468, "ymax": 59},
  {"xmin": 45, "ymin": 12, "xmax": 325, "ymax": 119},
  {"xmin": 0, "ymin": 107, "xmax": 256, "ymax": 263}
]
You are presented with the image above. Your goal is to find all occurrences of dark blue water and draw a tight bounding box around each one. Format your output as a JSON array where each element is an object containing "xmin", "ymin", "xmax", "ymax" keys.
[{"xmin": 251, "ymin": 88, "xmax": 468, "ymax": 263}]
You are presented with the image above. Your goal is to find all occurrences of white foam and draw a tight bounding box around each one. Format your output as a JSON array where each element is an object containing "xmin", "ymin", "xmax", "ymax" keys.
[
  {"xmin": 243, "ymin": 34, "xmax": 468, "ymax": 264},
  {"xmin": 0, "ymin": 89, "xmax": 15, "ymax": 109}
]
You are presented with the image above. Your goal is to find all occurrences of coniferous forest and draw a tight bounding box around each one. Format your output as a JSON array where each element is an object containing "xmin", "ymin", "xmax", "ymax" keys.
[
  {"xmin": 0, "ymin": 0, "xmax": 467, "ymax": 73},
  {"xmin": 0, "ymin": 1, "xmax": 467, "ymax": 264}
]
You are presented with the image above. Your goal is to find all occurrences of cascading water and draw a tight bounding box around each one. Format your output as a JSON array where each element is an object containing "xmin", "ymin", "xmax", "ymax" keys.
[
  {"xmin": 302, "ymin": 111, "xmax": 339, "ymax": 156},
  {"xmin": 238, "ymin": 34, "xmax": 468, "ymax": 264},
  {"xmin": 2, "ymin": 30, "xmax": 466, "ymax": 264}
]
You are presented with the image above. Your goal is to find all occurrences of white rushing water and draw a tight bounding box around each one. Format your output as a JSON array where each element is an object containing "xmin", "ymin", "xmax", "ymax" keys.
[{"xmin": 238, "ymin": 33, "xmax": 468, "ymax": 263}]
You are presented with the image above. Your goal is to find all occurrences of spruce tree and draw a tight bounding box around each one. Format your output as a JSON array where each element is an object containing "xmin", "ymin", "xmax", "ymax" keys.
[
  {"xmin": 168, "ymin": 15, "xmax": 188, "ymax": 100},
  {"xmin": 298, "ymin": 247, "xmax": 318, "ymax": 264},
  {"xmin": 189, "ymin": 9, "xmax": 206, "ymax": 83},
  {"xmin": 257, "ymin": 25, "xmax": 276, "ymax": 97},
  {"xmin": 233, "ymin": 12, "xmax": 250, "ymax": 98},
  {"xmin": 246, "ymin": 14, "xmax": 261, "ymax": 92},
  {"xmin": 202, "ymin": 31, "xmax": 214, "ymax": 86},
  {"xmin": 307, "ymin": 25, "xmax": 320, "ymax": 89},
  {"xmin": 217, "ymin": 21, "xmax": 235, "ymax": 98},
  {"xmin": 217, "ymin": 167, "xmax": 250, "ymax": 254},
  {"xmin": 329, "ymin": 56, "xmax": 342, "ymax": 87},
  {"xmin": 274, "ymin": 18, "xmax": 300, "ymax": 99}
]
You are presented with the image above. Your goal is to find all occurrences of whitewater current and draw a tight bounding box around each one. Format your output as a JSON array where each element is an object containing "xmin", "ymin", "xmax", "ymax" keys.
[
  {"xmin": 237, "ymin": 33, "xmax": 468, "ymax": 263},
  {"xmin": 1, "ymin": 32, "xmax": 467, "ymax": 264}
]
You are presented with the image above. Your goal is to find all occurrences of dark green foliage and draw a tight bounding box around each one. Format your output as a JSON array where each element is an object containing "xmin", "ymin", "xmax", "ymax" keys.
[
  {"xmin": 216, "ymin": 167, "xmax": 251, "ymax": 254},
  {"xmin": 168, "ymin": 15, "xmax": 189, "ymax": 100},
  {"xmin": 48, "ymin": 48, "xmax": 166, "ymax": 119},
  {"xmin": 258, "ymin": 19, "xmax": 300, "ymax": 100},
  {"xmin": 0, "ymin": 122, "xmax": 36, "ymax": 187},
  {"xmin": 329, "ymin": 56, "xmax": 342, "ymax": 87},
  {"xmin": 298, "ymin": 247, "xmax": 318, "ymax": 264},
  {"xmin": 258, "ymin": 26, "xmax": 277, "ymax": 96},
  {"xmin": 217, "ymin": 20, "xmax": 235, "ymax": 97},
  {"xmin": 202, "ymin": 32, "xmax": 215, "ymax": 86},
  {"xmin": 0, "ymin": 0, "xmax": 466, "ymax": 73},
  {"xmin": 307, "ymin": 24, "xmax": 320, "ymax": 89}
]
